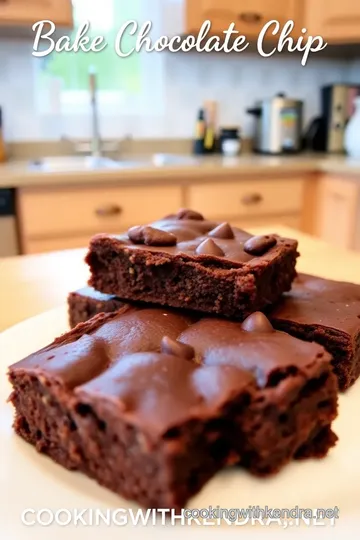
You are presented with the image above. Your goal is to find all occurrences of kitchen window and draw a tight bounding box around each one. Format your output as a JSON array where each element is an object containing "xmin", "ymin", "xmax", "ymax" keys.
[{"xmin": 36, "ymin": 0, "xmax": 165, "ymax": 133}]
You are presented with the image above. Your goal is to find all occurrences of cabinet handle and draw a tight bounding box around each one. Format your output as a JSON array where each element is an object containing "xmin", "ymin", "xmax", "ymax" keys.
[
  {"xmin": 95, "ymin": 204, "xmax": 122, "ymax": 217},
  {"xmin": 241, "ymin": 193, "xmax": 263, "ymax": 205},
  {"xmin": 238, "ymin": 12, "xmax": 262, "ymax": 23}
]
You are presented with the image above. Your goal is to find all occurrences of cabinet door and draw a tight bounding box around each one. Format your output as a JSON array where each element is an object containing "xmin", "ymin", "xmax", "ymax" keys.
[
  {"xmin": 0, "ymin": 0, "xmax": 73, "ymax": 27},
  {"xmin": 316, "ymin": 177, "xmax": 359, "ymax": 249},
  {"xmin": 18, "ymin": 185, "xmax": 183, "ymax": 239},
  {"xmin": 306, "ymin": 0, "xmax": 360, "ymax": 42},
  {"xmin": 232, "ymin": 214, "xmax": 301, "ymax": 231},
  {"xmin": 187, "ymin": 0, "xmax": 302, "ymax": 38},
  {"xmin": 187, "ymin": 178, "xmax": 304, "ymax": 220},
  {"xmin": 23, "ymin": 235, "xmax": 95, "ymax": 255}
]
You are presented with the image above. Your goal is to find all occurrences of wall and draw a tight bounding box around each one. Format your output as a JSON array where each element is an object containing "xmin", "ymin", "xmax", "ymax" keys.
[
  {"xmin": 0, "ymin": 0, "xmax": 358, "ymax": 142},
  {"xmin": 347, "ymin": 59, "xmax": 360, "ymax": 83}
]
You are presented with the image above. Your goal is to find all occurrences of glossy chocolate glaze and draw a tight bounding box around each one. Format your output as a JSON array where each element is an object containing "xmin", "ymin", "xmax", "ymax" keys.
[
  {"xmin": 271, "ymin": 273, "xmax": 360, "ymax": 334},
  {"xmin": 12, "ymin": 308, "xmax": 330, "ymax": 438}
]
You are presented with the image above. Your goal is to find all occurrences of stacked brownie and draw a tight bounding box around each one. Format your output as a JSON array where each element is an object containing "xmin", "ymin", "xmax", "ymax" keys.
[{"xmin": 10, "ymin": 208, "xmax": 360, "ymax": 510}]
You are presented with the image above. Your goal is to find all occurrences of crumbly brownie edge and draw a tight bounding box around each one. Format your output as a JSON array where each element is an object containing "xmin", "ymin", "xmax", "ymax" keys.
[
  {"xmin": 8, "ymin": 371, "xmax": 85, "ymax": 472},
  {"xmin": 86, "ymin": 241, "xmax": 298, "ymax": 319},
  {"xmin": 271, "ymin": 318, "xmax": 360, "ymax": 391},
  {"xmin": 235, "ymin": 361, "xmax": 338, "ymax": 475},
  {"xmin": 68, "ymin": 291, "xmax": 125, "ymax": 328},
  {"xmin": 70, "ymin": 391, "xmax": 251, "ymax": 510}
]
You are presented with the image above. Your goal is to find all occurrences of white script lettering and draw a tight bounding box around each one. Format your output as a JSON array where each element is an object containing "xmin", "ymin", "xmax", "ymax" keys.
[{"xmin": 32, "ymin": 20, "xmax": 107, "ymax": 57}]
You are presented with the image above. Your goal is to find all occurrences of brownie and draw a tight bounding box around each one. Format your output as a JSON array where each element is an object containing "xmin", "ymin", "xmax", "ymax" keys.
[
  {"xmin": 8, "ymin": 308, "xmax": 338, "ymax": 510},
  {"xmin": 68, "ymin": 286, "xmax": 124, "ymax": 328},
  {"xmin": 85, "ymin": 208, "xmax": 298, "ymax": 319},
  {"xmin": 269, "ymin": 273, "xmax": 360, "ymax": 391}
]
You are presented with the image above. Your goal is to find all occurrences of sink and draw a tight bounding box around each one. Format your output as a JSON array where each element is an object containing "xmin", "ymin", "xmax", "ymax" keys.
[
  {"xmin": 150, "ymin": 154, "xmax": 200, "ymax": 167},
  {"xmin": 27, "ymin": 156, "xmax": 143, "ymax": 172},
  {"xmin": 27, "ymin": 153, "xmax": 200, "ymax": 173}
]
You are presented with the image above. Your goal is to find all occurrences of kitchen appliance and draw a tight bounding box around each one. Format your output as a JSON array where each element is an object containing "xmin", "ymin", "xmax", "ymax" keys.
[
  {"xmin": 247, "ymin": 93, "xmax": 303, "ymax": 155},
  {"xmin": 303, "ymin": 116, "xmax": 326, "ymax": 152},
  {"xmin": 321, "ymin": 84, "xmax": 360, "ymax": 153},
  {"xmin": 0, "ymin": 189, "xmax": 19, "ymax": 257}
]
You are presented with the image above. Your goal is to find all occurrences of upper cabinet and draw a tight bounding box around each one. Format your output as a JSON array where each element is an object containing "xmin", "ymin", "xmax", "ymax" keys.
[
  {"xmin": 186, "ymin": 0, "xmax": 303, "ymax": 38},
  {"xmin": 305, "ymin": 0, "xmax": 360, "ymax": 42},
  {"xmin": 0, "ymin": 0, "xmax": 73, "ymax": 27}
]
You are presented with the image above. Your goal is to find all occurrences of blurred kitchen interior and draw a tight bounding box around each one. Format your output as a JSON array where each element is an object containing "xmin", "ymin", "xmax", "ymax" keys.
[{"xmin": 1, "ymin": 0, "xmax": 360, "ymax": 257}]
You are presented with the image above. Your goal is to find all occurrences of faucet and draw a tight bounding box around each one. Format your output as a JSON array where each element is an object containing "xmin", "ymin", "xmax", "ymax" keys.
[
  {"xmin": 62, "ymin": 67, "xmax": 119, "ymax": 157},
  {"xmin": 88, "ymin": 66, "xmax": 102, "ymax": 158}
]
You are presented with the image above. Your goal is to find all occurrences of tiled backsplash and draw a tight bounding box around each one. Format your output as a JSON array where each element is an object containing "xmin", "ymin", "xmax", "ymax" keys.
[
  {"xmin": 0, "ymin": 34, "xmax": 359, "ymax": 142},
  {"xmin": 347, "ymin": 59, "xmax": 360, "ymax": 83}
]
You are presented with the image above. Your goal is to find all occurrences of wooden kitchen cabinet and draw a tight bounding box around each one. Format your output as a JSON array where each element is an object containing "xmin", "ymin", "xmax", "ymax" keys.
[
  {"xmin": 0, "ymin": 0, "xmax": 73, "ymax": 27},
  {"xmin": 18, "ymin": 184, "xmax": 183, "ymax": 254},
  {"xmin": 186, "ymin": 0, "xmax": 303, "ymax": 37},
  {"xmin": 315, "ymin": 176, "xmax": 360, "ymax": 249},
  {"xmin": 305, "ymin": 0, "xmax": 360, "ymax": 42},
  {"xmin": 187, "ymin": 177, "xmax": 305, "ymax": 225}
]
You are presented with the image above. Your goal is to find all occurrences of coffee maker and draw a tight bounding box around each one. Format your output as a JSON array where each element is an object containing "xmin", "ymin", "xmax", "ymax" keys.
[
  {"xmin": 321, "ymin": 84, "xmax": 360, "ymax": 153},
  {"xmin": 247, "ymin": 93, "xmax": 303, "ymax": 155}
]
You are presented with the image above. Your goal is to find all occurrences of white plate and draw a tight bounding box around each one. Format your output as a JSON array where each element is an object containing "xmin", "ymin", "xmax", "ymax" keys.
[{"xmin": 0, "ymin": 306, "xmax": 359, "ymax": 539}]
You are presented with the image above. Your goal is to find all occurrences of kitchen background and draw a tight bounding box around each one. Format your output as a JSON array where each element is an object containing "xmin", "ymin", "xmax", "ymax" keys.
[
  {"xmin": 1, "ymin": 0, "xmax": 360, "ymax": 141},
  {"xmin": 1, "ymin": 0, "xmax": 360, "ymax": 257}
]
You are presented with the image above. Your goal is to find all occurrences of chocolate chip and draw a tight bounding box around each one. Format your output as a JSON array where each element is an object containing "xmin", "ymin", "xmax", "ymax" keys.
[
  {"xmin": 242, "ymin": 312, "xmax": 274, "ymax": 333},
  {"xmin": 128, "ymin": 226, "xmax": 177, "ymax": 246},
  {"xmin": 176, "ymin": 208, "xmax": 204, "ymax": 221},
  {"xmin": 196, "ymin": 238, "xmax": 225, "ymax": 257},
  {"xmin": 161, "ymin": 336, "xmax": 194, "ymax": 360},
  {"xmin": 208, "ymin": 222, "xmax": 234, "ymax": 239},
  {"xmin": 243, "ymin": 235, "xmax": 277, "ymax": 256}
]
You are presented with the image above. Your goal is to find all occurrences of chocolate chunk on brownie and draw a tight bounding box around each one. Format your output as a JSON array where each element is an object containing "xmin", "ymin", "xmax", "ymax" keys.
[
  {"xmin": 68, "ymin": 287, "xmax": 125, "ymax": 328},
  {"xmin": 85, "ymin": 209, "xmax": 298, "ymax": 319},
  {"xmin": 269, "ymin": 273, "xmax": 360, "ymax": 391},
  {"xmin": 8, "ymin": 308, "xmax": 337, "ymax": 509}
]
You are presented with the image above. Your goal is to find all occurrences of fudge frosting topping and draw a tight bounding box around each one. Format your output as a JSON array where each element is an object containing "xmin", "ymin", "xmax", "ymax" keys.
[
  {"xmin": 14, "ymin": 308, "xmax": 330, "ymax": 437},
  {"xmin": 271, "ymin": 273, "xmax": 360, "ymax": 333},
  {"xmin": 110, "ymin": 209, "xmax": 297, "ymax": 265}
]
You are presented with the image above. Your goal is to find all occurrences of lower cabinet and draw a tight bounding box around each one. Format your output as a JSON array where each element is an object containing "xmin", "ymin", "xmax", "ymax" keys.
[
  {"xmin": 232, "ymin": 214, "xmax": 301, "ymax": 231},
  {"xmin": 18, "ymin": 184, "xmax": 184, "ymax": 254},
  {"xmin": 23, "ymin": 236, "xmax": 97, "ymax": 254},
  {"xmin": 315, "ymin": 176, "xmax": 360, "ymax": 250}
]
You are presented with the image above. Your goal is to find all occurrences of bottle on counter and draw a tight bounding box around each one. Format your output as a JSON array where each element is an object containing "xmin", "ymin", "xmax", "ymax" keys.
[
  {"xmin": 219, "ymin": 127, "xmax": 241, "ymax": 157},
  {"xmin": 0, "ymin": 107, "xmax": 6, "ymax": 163},
  {"xmin": 203, "ymin": 100, "xmax": 217, "ymax": 154},
  {"xmin": 193, "ymin": 108, "xmax": 207, "ymax": 155}
]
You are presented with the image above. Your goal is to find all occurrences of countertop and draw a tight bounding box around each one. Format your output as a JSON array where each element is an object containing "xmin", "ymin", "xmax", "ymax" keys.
[
  {"xmin": 2, "ymin": 225, "xmax": 360, "ymax": 332},
  {"xmin": 1, "ymin": 154, "xmax": 360, "ymax": 189}
]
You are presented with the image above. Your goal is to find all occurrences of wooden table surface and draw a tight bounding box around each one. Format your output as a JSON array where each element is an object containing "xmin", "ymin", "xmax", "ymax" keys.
[{"xmin": 2, "ymin": 225, "xmax": 360, "ymax": 333}]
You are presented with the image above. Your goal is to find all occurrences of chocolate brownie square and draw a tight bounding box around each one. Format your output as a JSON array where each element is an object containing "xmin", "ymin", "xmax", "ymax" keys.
[
  {"xmin": 85, "ymin": 208, "xmax": 298, "ymax": 319},
  {"xmin": 8, "ymin": 308, "xmax": 337, "ymax": 509},
  {"xmin": 270, "ymin": 273, "xmax": 360, "ymax": 391},
  {"xmin": 68, "ymin": 287, "xmax": 124, "ymax": 328}
]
